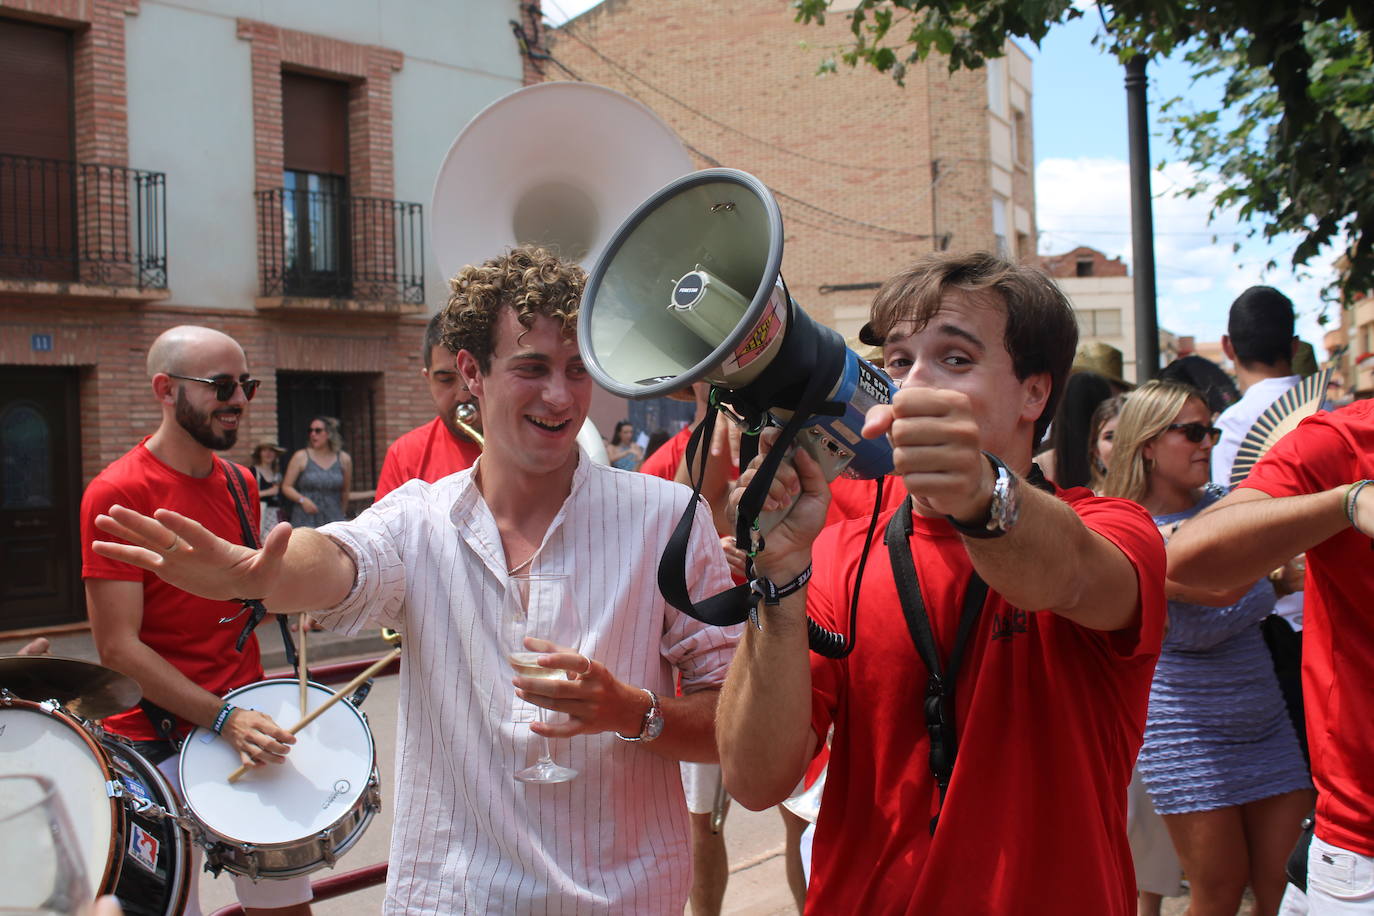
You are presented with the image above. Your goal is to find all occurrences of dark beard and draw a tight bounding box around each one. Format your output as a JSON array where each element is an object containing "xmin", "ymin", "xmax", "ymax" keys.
[{"xmin": 175, "ymin": 387, "xmax": 238, "ymax": 450}]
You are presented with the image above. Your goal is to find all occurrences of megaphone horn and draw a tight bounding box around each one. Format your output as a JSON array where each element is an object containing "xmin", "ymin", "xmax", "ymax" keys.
[{"xmin": 430, "ymin": 81, "xmax": 695, "ymax": 281}]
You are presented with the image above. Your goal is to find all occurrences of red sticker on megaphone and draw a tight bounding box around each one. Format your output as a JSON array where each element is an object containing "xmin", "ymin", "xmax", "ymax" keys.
[{"xmin": 731, "ymin": 301, "xmax": 782, "ymax": 370}]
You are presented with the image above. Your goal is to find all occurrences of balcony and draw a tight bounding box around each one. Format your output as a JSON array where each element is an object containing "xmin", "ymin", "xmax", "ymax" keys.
[
  {"xmin": 255, "ymin": 187, "xmax": 424, "ymax": 313},
  {"xmin": 0, "ymin": 154, "xmax": 168, "ymax": 301}
]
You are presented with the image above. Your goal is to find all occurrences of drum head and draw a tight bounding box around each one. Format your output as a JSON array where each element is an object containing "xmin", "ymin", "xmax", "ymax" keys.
[
  {"xmin": 0, "ymin": 702, "xmax": 115, "ymax": 894},
  {"xmin": 179, "ymin": 680, "xmax": 374, "ymax": 846}
]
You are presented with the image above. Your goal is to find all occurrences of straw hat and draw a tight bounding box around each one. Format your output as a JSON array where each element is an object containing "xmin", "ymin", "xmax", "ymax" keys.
[
  {"xmin": 1071, "ymin": 341, "xmax": 1132, "ymax": 389},
  {"xmin": 254, "ymin": 440, "xmax": 286, "ymax": 455}
]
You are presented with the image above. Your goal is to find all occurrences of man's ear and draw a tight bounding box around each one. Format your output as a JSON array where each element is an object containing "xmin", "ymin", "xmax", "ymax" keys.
[
  {"xmin": 1221, "ymin": 335, "xmax": 1235, "ymax": 361},
  {"xmin": 152, "ymin": 373, "xmax": 175, "ymax": 405},
  {"xmin": 1021, "ymin": 372, "xmax": 1052, "ymax": 425},
  {"xmin": 455, "ymin": 349, "xmax": 484, "ymax": 398}
]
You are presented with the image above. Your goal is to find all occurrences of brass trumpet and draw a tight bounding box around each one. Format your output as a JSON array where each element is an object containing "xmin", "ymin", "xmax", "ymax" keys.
[{"xmin": 455, "ymin": 400, "xmax": 483, "ymax": 447}]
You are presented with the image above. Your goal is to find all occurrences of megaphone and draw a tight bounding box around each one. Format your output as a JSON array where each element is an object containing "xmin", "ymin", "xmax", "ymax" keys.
[
  {"xmin": 431, "ymin": 81, "xmax": 694, "ymax": 462},
  {"xmin": 579, "ymin": 168, "xmax": 896, "ymax": 654},
  {"xmin": 579, "ymin": 168, "xmax": 895, "ymax": 487}
]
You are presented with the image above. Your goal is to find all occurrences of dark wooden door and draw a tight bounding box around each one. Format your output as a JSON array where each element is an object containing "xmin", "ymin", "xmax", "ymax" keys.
[
  {"xmin": 0, "ymin": 17, "xmax": 76, "ymax": 281},
  {"xmin": 0, "ymin": 367, "xmax": 82, "ymax": 631}
]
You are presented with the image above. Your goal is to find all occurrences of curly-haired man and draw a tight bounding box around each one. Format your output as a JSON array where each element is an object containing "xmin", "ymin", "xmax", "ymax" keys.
[{"xmin": 91, "ymin": 246, "xmax": 737, "ymax": 914}]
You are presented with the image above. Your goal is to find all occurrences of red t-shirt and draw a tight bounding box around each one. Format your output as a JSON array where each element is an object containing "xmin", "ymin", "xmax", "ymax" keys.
[
  {"xmin": 805, "ymin": 490, "xmax": 1165, "ymax": 915},
  {"xmin": 374, "ymin": 416, "xmax": 482, "ymax": 499},
  {"xmin": 80, "ymin": 440, "xmax": 265, "ymax": 740},
  {"xmin": 639, "ymin": 425, "xmax": 693, "ymax": 481},
  {"xmin": 825, "ymin": 474, "xmax": 908, "ymax": 528},
  {"xmin": 1239, "ymin": 399, "xmax": 1374, "ymax": 856}
]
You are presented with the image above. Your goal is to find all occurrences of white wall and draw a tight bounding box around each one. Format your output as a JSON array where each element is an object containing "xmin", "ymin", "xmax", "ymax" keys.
[
  {"xmin": 126, "ymin": 1, "xmax": 259, "ymax": 310},
  {"xmin": 124, "ymin": 0, "xmax": 529, "ymax": 313}
]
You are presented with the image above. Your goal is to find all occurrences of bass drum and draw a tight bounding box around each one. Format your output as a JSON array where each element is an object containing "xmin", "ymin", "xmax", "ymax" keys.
[
  {"xmin": 178, "ymin": 679, "xmax": 380, "ymax": 880},
  {"xmin": 0, "ymin": 696, "xmax": 191, "ymax": 916}
]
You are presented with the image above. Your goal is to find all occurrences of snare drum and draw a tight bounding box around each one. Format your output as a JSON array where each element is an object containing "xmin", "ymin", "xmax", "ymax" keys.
[
  {"xmin": 178, "ymin": 679, "xmax": 380, "ymax": 880},
  {"xmin": 0, "ymin": 695, "xmax": 191, "ymax": 916}
]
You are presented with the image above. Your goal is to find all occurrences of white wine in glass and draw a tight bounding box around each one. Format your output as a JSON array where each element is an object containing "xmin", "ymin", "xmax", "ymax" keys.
[{"xmin": 501, "ymin": 573, "xmax": 582, "ymax": 784}]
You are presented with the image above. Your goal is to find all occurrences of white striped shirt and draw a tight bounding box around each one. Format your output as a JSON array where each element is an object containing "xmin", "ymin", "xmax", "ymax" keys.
[{"xmin": 316, "ymin": 452, "xmax": 737, "ymax": 914}]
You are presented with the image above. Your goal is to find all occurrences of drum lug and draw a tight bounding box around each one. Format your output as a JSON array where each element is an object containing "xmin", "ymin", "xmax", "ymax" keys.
[
  {"xmin": 347, "ymin": 678, "xmax": 373, "ymax": 708},
  {"xmin": 105, "ymin": 779, "xmax": 124, "ymax": 799},
  {"xmin": 241, "ymin": 846, "xmax": 261, "ymax": 882},
  {"xmin": 317, "ymin": 830, "xmax": 338, "ymax": 867},
  {"xmin": 39, "ymin": 698, "xmax": 61, "ymax": 714}
]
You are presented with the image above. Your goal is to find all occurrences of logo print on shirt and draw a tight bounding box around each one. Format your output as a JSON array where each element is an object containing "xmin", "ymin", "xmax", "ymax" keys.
[{"xmin": 991, "ymin": 608, "xmax": 1028, "ymax": 641}]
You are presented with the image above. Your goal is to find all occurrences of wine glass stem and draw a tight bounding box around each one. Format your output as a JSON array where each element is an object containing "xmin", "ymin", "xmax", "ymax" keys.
[{"xmin": 537, "ymin": 708, "xmax": 555, "ymax": 764}]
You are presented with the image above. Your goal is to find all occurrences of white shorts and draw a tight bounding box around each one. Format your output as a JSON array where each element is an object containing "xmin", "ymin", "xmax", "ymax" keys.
[
  {"xmin": 680, "ymin": 762, "xmax": 723, "ymax": 815},
  {"xmin": 1299, "ymin": 834, "xmax": 1374, "ymax": 914},
  {"xmin": 155, "ymin": 754, "xmax": 314, "ymax": 915}
]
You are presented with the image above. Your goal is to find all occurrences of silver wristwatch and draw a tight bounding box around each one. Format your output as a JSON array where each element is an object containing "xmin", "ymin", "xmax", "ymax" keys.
[
  {"xmin": 947, "ymin": 452, "xmax": 1020, "ymax": 539},
  {"xmin": 615, "ymin": 688, "xmax": 664, "ymax": 743}
]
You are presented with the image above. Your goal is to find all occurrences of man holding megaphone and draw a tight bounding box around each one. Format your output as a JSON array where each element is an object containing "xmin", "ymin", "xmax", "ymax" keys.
[{"xmin": 717, "ymin": 252, "xmax": 1168, "ymax": 915}]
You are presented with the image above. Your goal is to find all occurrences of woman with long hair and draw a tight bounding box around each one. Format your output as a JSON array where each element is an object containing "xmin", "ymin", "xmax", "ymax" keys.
[
  {"xmin": 606, "ymin": 419, "xmax": 643, "ymax": 471},
  {"xmin": 1038, "ymin": 370, "xmax": 1116, "ymax": 488},
  {"xmin": 281, "ymin": 416, "xmax": 352, "ymax": 528},
  {"xmin": 1103, "ymin": 381, "xmax": 1312, "ymax": 916},
  {"xmin": 1087, "ymin": 393, "xmax": 1127, "ymax": 494},
  {"xmin": 251, "ymin": 441, "xmax": 285, "ymax": 542}
]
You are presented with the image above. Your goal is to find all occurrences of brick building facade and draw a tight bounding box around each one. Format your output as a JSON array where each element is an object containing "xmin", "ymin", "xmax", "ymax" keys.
[
  {"xmin": 0, "ymin": 0, "xmax": 538, "ymax": 632},
  {"xmin": 546, "ymin": 0, "xmax": 1037, "ymax": 336}
]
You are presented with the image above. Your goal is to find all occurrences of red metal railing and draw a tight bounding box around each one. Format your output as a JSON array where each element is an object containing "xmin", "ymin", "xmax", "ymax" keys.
[{"xmin": 207, "ymin": 652, "xmax": 399, "ymax": 916}]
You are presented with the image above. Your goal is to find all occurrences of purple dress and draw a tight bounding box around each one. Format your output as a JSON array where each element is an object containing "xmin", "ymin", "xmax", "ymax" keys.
[{"xmin": 1135, "ymin": 488, "xmax": 1310, "ymax": 814}]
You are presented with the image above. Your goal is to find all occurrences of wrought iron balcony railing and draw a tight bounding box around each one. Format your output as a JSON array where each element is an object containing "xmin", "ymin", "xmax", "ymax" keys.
[
  {"xmin": 0, "ymin": 154, "xmax": 167, "ymax": 290},
  {"xmin": 255, "ymin": 187, "xmax": 424, "ymax": 305}
]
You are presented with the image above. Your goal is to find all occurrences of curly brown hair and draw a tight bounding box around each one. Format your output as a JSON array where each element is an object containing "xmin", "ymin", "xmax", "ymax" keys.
[{"xmin": 440, "ymin": 245, "xmax": 585, "ymax": 373}]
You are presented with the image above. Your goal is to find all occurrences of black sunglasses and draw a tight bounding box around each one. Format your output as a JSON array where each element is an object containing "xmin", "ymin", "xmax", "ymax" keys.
[
  {"xmin": 308, "ymin": 425, "xmax": 326, "ymax": 433},
  {"xmin": 167, "ymin": 373, "xmax": 260, "ymax": 402},
  {"xmin": 1165, "ymin": 421, "xmax": 1221, "ymax": 444}
]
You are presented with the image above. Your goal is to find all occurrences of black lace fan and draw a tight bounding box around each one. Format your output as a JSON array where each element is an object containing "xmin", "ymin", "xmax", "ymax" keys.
[{"xmin": 1229, "ymin": 368, "xmax": 1333, "ymax": 488}]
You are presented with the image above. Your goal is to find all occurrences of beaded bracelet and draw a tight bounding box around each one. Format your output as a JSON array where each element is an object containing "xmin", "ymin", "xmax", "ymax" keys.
[
  {"xmin": 212, "ymin": 703, "xmax": 236, "ymax": 735},
  {"xmin": 1344, "ymin": 479, "xmax": 1372, "ymax": 528}
]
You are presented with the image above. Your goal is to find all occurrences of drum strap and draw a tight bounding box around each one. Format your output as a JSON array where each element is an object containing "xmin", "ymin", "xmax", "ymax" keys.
[
  {"xmin": 219, "ymin": 458, "xmax": 299, "ymax": 671},
  {"xmin": 138, "ymin": 698, "xmax": 181, "ymax": 756}
]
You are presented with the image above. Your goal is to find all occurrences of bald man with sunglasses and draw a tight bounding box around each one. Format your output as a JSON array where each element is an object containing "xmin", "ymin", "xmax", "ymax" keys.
[{"xmin": 79, "ymin": 325, "xmax": 312, "ymax": 916}]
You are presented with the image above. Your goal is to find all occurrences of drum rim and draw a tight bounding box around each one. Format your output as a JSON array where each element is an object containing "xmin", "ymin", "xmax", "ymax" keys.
[
  {"xmin": 1, "ymin": 696, "xmax": 123, "ymax": 896},
  {"xmin": 102, "ymin": 734, "xmax": 193, "ymax": 916},
  {"xmin": 177, "ymin": 678, "xmax": 378, "ymax": 849}
]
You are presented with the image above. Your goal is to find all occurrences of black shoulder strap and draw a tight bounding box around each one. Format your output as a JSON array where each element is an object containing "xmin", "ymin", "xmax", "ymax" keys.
[
  {"xmin": 886, "ymin": 498, "xmax": 989, "ymax": 835},
  {"xmin": 219, "ymin": 458, "xmax": 298, "ymax": 669}
]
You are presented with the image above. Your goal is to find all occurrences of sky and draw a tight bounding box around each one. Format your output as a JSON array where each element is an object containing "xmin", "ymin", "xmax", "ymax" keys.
[{"xmin": 541, "ymin": 0, "xmax": 1334, "ymax": 350}]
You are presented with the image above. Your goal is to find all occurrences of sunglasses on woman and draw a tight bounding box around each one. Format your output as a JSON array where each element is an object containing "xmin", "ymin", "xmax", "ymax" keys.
[
  {"xmin": 1165, "ymin": 421, "xmax": 1221, "ymax": 444},
  {"xmin": 167, "ymin": 373, "xmax": 261, "ymax": 402}
]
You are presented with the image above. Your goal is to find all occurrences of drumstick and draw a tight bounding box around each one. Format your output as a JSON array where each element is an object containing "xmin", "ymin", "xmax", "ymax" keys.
[
  {"xmin": 298, "ymin": 620, "xmax": 309, "ymax": 714},
  {"xmin": 228, "ymin": 646, "xmax": 401, "ymax": 784}
]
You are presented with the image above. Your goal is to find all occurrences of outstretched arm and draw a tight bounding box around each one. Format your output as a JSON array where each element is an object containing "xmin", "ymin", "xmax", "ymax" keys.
[
  {"xmin": 92, "ymin": 505, "xmax": 356, "ymax": 614},
  {"xmin": 1168, "ymin": 483, "xmax": 1368, "ymax": 595},
  {"xmin": 865, "ymin": 387, "xmax": 1146, "ymax": 632}
]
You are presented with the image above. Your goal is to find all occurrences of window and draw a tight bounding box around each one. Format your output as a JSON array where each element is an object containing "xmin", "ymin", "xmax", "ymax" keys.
[
  {"xmin": 992, "ymin": 197, "xmax": 1009, "ymax": 258},
  {"xmin": 1012, "ymin": 109, "xmax": 1029, "ymax": 166},
  {"xmin": 1077, "ymin": 309, "xmax": 1123, "ymax": 338},
  {"xmin": 986, "ymin": 57, "xmax": 1006, "ymax": 117},
  {"xmin": 1076, "ymin": 257, "xmax": 1094, "ymax": 277},
  {"xmin": 0, "ymin": 18, "xmax": 75, "ymax": 281},
  {"xmin": 281, "ymin": 72, "xmax": 350, "ymax": 297}
]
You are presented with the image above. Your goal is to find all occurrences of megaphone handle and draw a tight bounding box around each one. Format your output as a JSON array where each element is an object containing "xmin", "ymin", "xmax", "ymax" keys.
[{"xmin": 752, "ymin": 436, "xmax": 852, "ymax": 536}]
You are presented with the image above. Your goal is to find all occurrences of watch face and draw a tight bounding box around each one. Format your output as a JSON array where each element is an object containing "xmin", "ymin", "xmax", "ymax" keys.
[{"xmin": 644, "ymin": 710, "xmax": 665, "ymax": 740}]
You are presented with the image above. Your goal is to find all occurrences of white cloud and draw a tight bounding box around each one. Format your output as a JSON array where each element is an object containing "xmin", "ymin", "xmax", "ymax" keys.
[{"xmin": 1036, "ymin": 156, "xmax": 1336, "ymax": 350}]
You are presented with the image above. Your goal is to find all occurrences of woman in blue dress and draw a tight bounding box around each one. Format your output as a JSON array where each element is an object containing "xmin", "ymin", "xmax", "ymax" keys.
[
  {"xmin": 606, "ymin": 420, "xmax": 643, "ymax": 471},
  {"xmin": 281, "ymin": 415, "xmax": 352, "ymax": 527},
  {"xmin": 1103, "ymin": 381, "xmax": 1312, "ymax": 916}
]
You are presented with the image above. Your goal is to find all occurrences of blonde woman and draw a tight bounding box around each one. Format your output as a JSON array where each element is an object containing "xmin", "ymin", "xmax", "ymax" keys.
[
  {"xmin": 281, "ymin": 416, "xmax": 351, "ymax": 527},
  {"xmin": 1103, "ymin": 381, "xmax": 1312, "ymax": 916}
]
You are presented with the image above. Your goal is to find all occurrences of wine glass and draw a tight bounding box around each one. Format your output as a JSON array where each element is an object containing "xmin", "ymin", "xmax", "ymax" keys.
[
  {"xmin": 500, "ymin": 573, "xmax": 582, "ymax": 784},
  {"xmin": 0, "ymin": 773, "xmax": 92, "ymax": 915}
]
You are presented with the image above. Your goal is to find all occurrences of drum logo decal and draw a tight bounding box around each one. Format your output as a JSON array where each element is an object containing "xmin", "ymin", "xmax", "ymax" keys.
[
  {"xmin": 129, "ymin": 823, "xmax": 160, "ymax": 873},
  {"xmin": 322, "ymin": 779, "xmax": 351, "ymax": 811}
]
